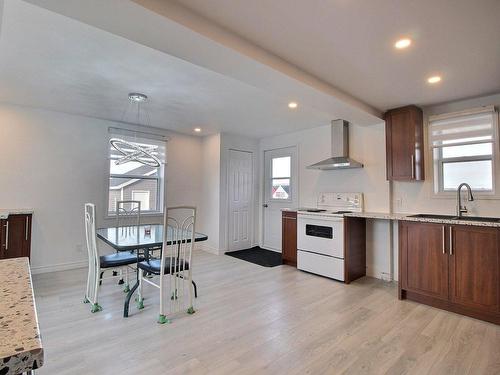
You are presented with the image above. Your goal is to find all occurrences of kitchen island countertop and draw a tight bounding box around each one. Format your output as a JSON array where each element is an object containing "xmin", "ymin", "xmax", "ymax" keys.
[{"xmin": 0, "ymin": 257, "xmax": 44, "ymax": 374}]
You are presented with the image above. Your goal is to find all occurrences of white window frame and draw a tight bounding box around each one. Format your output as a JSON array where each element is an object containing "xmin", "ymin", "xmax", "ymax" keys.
[
  {"xmin": 106, "ymin": 128, "xmax": 167, "ymax": 217},
  {"xmin": 270, "ymin": 155, "xmax": 293, "ymax": 202},
  {"xmin": 430, "ymin": 106, "xmax": 499, "ymax": 199},
  {"xmin": 132, "ymin": 190, "xmax": 151, "ymax": 211}
]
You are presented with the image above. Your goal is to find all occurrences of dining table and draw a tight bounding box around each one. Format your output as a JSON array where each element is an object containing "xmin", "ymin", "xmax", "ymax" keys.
[{"xmin": 96, "ymin": 224, "xmax": 208, "ymax": 317}]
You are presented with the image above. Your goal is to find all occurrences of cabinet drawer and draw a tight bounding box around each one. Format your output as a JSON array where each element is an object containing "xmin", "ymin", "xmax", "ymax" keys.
[{"xmin": 297, "ymin": 250, "xmax": 344, "ymax": 281}]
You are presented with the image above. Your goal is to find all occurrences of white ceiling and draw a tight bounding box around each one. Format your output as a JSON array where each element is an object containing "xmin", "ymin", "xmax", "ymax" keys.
[
  {"xmin": 0, "ymin": 0, "xmax": 341, "ymax": 138},
  {"xmin": 174, "ymin": 0, "xmax": 500, "ymax": 110}
]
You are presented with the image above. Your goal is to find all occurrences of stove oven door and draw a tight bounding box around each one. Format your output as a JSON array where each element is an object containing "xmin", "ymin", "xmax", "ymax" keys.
[{"xmin": 297, "ymin": 215, "xmax": 344, "ymax": 259}]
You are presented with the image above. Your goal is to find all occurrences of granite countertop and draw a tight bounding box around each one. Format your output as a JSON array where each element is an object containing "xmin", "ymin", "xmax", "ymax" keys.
[
  {"xmin": 345, "ymin": 211, "xmax": 500, "ymax": 228},
  {"xmin": 0, "ymin": 209, "xmax": 34, "ymax": 219},
  {"xmin": 344, "ymin": 212, "xmax": 407, "ymax": 220},
  {"xmin": 0, "ymin": 258, "xmax": 44, "ymax": 374}
]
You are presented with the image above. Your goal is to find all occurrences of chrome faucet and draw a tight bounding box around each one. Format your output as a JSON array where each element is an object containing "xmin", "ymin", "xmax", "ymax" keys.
[{"xmin": 456, "ymin": 183, "xmax": 474, "ymax": 217}]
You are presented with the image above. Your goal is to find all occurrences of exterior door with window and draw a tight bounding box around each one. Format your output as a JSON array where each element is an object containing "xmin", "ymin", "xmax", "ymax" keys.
[{"xmin": 263, "ymin": 146, "xmax": 298, "ymax": 251}]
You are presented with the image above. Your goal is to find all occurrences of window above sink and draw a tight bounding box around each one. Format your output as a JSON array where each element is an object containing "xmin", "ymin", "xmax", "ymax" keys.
[{"xmin": 429, "ymin": 106, "xmax": 499, "ymax": 198}]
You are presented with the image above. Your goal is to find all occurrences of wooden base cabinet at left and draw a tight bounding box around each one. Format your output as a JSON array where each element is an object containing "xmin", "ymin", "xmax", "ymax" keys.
[
  {"xmin": 399, "ymin": 221, "xmax": 500, "ymax": 325},
  {"xmin": 0, "ymin": 214, "xmax": 32, "ymax": 260},
  {"xmin": 282, "ymin": 211, "xmax": 297, "ymax": 266}
]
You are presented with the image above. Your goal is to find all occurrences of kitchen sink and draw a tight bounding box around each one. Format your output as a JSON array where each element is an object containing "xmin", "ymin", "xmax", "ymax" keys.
[
  {"xmin": 453, "ymin": 216, "xmax": 500, "ymax": 223},
  {"xmin": 408, "ymin": 214, "xmax": 457, "ymax": 220},
  {"xmin": 408, "ymin": 214, "xmax": 500, "ymax": 223}
]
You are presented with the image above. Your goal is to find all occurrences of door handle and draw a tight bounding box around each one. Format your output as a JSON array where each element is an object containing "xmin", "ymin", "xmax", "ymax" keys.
[
  {"xmin": 263, "ymin": 204, "xmax": 268, "ymax": 208},
  {"xmin": 25, "ymin": 216, "xmax": 29, "ymax": 241},
  {"xmin": 442, "ymin": 226, "xmax": 446, "ymax": 254},
  {"xmin": 4, "ymin": 221, "xmax": 9, "ymax": 251},
  {"xmin": 449, "ymin": 226, "xmax": 453, "ymax": 255},
  {"xmin": 410, "ymin": 155, "xmax": 415, "ymax": 179}
]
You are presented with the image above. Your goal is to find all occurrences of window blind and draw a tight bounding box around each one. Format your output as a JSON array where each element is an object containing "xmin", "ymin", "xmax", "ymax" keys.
[{"xmin": 429, "ymin": 106, "xmax": 496, "ymax": 149}]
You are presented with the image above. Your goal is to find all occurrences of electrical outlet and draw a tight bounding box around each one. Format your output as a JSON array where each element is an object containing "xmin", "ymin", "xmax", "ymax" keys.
[
  {"xmin": 380, "ymin": 272, "xmax": 392, "ymax": 282},
  {"xmin": 396, "ymin": 198, "xmax": 403, "ymax": 209}
]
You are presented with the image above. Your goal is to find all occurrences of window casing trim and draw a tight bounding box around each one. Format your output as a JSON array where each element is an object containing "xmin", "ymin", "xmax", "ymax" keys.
[
  {"xmin": 106, "ymin": 129, "xmax": 166, "ymax": 216},
  {"xmin": 430, "ymin": 107, "xmax": 499, "ymax": 198}
]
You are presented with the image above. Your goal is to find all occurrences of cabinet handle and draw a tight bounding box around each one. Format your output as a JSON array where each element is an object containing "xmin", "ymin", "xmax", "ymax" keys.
[
  {"xmin": 25, "ymin": 216, "xmax": 29, "ymax": 241},
  {"xmin": 283, "ymin": 217, "xmax": 296, "ymax": 220},
  {"xmin": 4, "ymin": 221, "xmax": 8, "ymax": 251},
  {"xmin": 442, "ymin": 226, "xmax": 446, "ymax": 254},
  {"xmin": 449, "ymin": 226, "xmax": 453, "ymax": 255},
  {"xmin": 410, "ymin": 155, "xmax": 415, "ymax": 179}
]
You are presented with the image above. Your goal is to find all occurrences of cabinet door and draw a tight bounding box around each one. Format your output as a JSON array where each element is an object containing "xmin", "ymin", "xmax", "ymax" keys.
[
  {"xmin": 386, "ymin": 109, "xmax": 414, "ymax": 180},
  {"xmin": 2, "ymin": 215, "xmax": 29, "ymax": 259},
  {"xmin": 0, "ymin": 219, "xmax": 5, "ymax": 259},
  {"xmin": 450, "ymin": 226, "xmax": 499, "ymax": 312},
  {"xmin": 400, "ymin": 222, "xmax": 448, "ymax": 300},
  {"xmin": 385, "ymin": 106, "xmax": 424, "ymax": 181},
  {"xmin": 282, "ymin": 212, "xmax": 297, "ymax": 266}
]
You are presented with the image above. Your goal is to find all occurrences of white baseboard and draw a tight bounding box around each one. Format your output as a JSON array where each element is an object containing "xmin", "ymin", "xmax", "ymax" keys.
[
  {"xmin": 31, "ymin": 260, "xmax": 87, "ymax": 275},
  {"xmin": 259, "ymin": 245, "xmax": 281, "ymax": 253},
  {"xmin": 366, "ymin": 265, "xmax": 393, "ymax": 282},
  {"xmin": 196, "ymin": 243, "xmax": 221, "ymax": 255}
]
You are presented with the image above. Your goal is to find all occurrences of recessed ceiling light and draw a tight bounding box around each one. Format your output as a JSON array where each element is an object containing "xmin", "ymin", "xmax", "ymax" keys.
[
  {"xmin": 194, "ymin": 128, "xmax": 202, "ymax": 133},
  {"xmin": 128, "ymin": 92, "xmax": 148, "ymax": 102},
  {"xmin": 288, "ymin": 102, "xmax": 298, "ymax": 109},
  {"xmin": 394, "ymin": 38, "xmax": 412, "ymax": 49},
  {"xmin": 427, "ymin": 76, "xmax": 442, "ymax": 84}
]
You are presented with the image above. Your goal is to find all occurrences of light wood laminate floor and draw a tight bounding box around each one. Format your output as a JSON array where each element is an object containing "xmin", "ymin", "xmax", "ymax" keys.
[{"xmin": 33, "ymin": 250, "xmax": 500, "ymax": 374}]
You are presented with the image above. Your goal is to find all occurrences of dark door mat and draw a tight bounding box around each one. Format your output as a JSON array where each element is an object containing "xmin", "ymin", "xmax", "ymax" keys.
[{"xmin": 225, "ymin": 246, "xmax": 282, "ymax": 267}]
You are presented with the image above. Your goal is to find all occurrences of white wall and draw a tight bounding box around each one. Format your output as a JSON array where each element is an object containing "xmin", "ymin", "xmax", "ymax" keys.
[
  {"xmin": 197, "ymin": 134, "xmax": 221, "ymax": 253},
  {"xmin": 0, "ymin": 103, "xmax": 204, "ymax": 273},
  {"xmin": 259, "ymin": 122, "xmax": 393, "ymax": 280}
]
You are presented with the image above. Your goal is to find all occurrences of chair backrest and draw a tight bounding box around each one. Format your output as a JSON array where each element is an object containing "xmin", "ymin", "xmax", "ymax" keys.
[
  {"xmin": 116, "ymin": 200, "xmax": 141, "ymax": 228},
  {"xmin": 161, "ymin": 206, "xmax": 196, "ymax": 275},
  {"xmin": 84, "ymin": 203, "xmax": 99, "ymax": 264}
]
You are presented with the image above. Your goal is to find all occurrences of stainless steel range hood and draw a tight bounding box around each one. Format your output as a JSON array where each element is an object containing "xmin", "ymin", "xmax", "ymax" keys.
[{"xmin": 307, "ymin": 119, "xmax": 363, "ymax": 170}]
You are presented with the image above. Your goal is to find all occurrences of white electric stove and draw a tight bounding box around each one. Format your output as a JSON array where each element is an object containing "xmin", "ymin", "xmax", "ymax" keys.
[{"xmin": 297, "ymin": 192, "xmax": 363, "ymax": 281}]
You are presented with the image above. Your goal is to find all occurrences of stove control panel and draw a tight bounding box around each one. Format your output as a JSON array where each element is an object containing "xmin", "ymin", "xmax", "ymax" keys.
[{"xmin": 317, "ymin": 192, "xmax": 363, "ymax": 212}]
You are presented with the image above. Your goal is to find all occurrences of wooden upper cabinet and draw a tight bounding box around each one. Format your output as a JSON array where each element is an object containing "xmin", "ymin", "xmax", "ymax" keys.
[
  {"xmin": 400, "ymin": 221, "xmax": 448, "ymax": 300},
  {"xmin": 385, "ymin": 105, "xmax": 424, "ymax": 181},
  {"xmin": 450, "ymin": 225, "xmax": 499, "ymax": 313},
  {"xmin": 0, "ymin": 214, "xmax": 32, "ymax": 260}
]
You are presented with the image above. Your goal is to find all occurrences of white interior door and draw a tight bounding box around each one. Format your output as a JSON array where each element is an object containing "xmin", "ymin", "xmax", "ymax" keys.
[
  {"xmin": 228, "ymin": 149, "xmax": 253, "ymax": 251},
  {"xmin": 263, "ymin": 146, "xmax": 298, "ymax": 251}
]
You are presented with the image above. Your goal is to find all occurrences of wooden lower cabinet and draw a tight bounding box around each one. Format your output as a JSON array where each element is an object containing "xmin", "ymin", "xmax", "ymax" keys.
[
  {"xmin": 0, "ymin": 214, "xmax": 32, "ymax": 260},
  {"xmin": 282, "ymin": 211, "xmax": 297, "ymax": 266},
  {"xmin": 399, "ymin": 221, "xmax": 500, "ymax": 324},
  {"xmin": 400, "ymin": 221, "xmax": 448, "ymax": 300},
  {"xmin": 450, "ymin": 225, "xmax": 499, "ymax": 313}
]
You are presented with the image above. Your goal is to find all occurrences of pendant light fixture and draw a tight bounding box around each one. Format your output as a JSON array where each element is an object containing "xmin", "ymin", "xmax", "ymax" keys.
[{"xmin": 109, "ymin": 93, "xmax": 161, "ymax": 168}]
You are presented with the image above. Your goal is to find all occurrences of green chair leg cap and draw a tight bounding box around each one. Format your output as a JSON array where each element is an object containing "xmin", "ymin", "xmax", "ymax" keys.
[
  {"xmin": 91, "ymin": 303, "xmax": 102, "ymax": 313},
  {"xmin": 157, "ymin": 314, "xmax": 171, "ymax": 324},
  {"xmin": 123, "ymin": 284, "xmax": 130, "ymax": 293},
  {"xmin": 137, "ymin": 299, "xmax": 144, "ymax": 310},
  {"xmin": 83, "ymin": 297, "xmax": 90, "ymax": 304},
  {"xmin": 187, "ymin": 306, "xmax": 195, "ymax": 315}
]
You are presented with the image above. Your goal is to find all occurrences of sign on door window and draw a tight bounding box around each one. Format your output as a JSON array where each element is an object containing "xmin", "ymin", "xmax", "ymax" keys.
[{"xmin": 271, "ymin": 156, "xmax": 291, "ymax": 200}]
